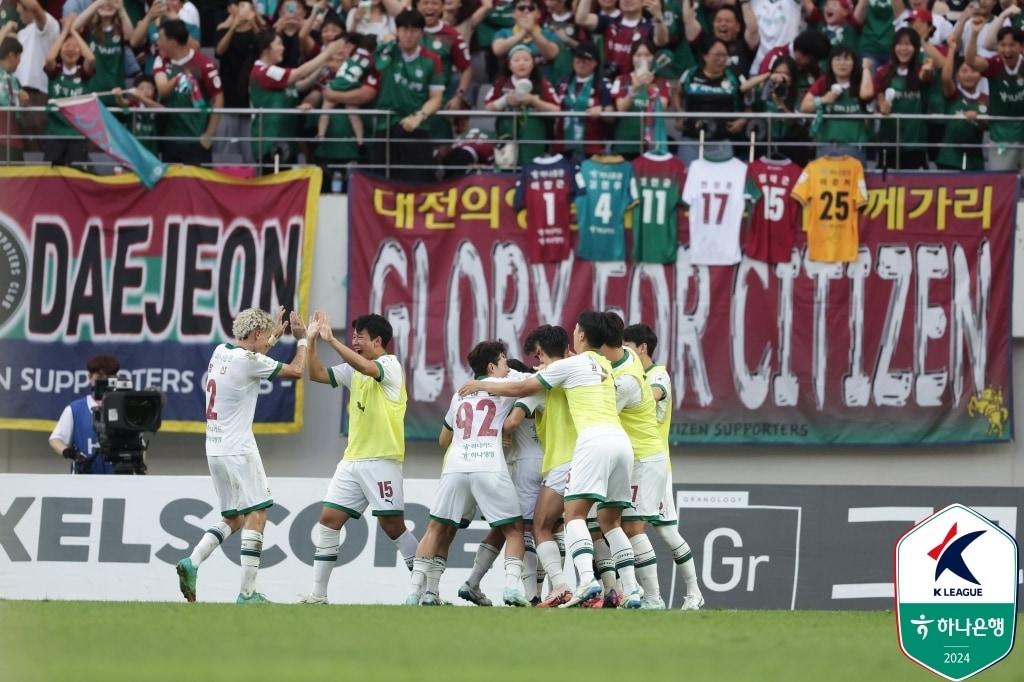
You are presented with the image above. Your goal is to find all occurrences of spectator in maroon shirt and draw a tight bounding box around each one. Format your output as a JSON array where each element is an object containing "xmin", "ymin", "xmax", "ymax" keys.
[{"xmin": 574, "ymin": 0, "xmax": 669, "ymax": 79}]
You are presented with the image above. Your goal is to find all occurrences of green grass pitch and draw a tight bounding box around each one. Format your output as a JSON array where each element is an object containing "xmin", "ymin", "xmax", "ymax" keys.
[{"xmin": 0, "ymin": 602, "xmax": 1020, "ymax": 682}]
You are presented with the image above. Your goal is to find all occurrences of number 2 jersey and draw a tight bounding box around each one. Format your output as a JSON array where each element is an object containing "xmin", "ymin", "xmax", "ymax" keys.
[
  {"xmin": 682, "ymin": 157, "xmax": 760, "ymax": 265},
  {"xmin": 791, "ymin": 155, "xmax": 867, "ymax": 263},
  {"xmin": 442, "ymin": 373, "xmax": 524, "ymax": 473},
  {"xmin": 205, "ymin": 344, "xmax": 282, "ymax": 458}
]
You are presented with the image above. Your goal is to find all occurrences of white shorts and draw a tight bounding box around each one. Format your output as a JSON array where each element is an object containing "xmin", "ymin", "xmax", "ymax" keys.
[
  {"xmin": 541, "ymin": 461, "xmax": 572, "ymax": 496},
  {"xmin": 653, "ymin": 467, "xmax": 678, "ymax": 526},
  {"xmin": 509, "ymin": 457, "xmax": 542, "ymax": 520},
  {"xmin": 323, "ymin": 458, "xmax": 405, "ymax": 519},
  {"xmin": 564, "ymin": 427, "xmax": 633, "ymax": 509},
  {"xmin": 623, "ymin": 453, "xmax": 669, "ymax": 522},
  {"xmin": 430, "ymin": 470, "xmax": 522, "ymax": 528},
  {"xmin": 208, "ymin": 454, "xmax": 272, "ymax": 518}
]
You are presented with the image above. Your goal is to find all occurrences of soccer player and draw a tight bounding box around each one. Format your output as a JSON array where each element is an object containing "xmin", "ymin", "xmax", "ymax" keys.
[
  {"xmin": 601, "ymin": 312, "xmax": 668, "ymax": 610},
  {"xmin": 407, "ymin": 342, "xmax": 529, "ymax": 607},
  {"xmin": 176, "ymin": 307, "xmax": 316, "ymax": 604},
  {"xmin": 460, "ymin": 312, "xmax": 644, "ymax": 609},
  {"xmin": 457, "ymin": 358, "xmax": 545, "ymax": 606},
  {"xmin": 301, "ymin": 312, "xmax": 419, "ymax": 604},
  {"xmin": 623, "ymin": 323, "xmax": 705, "ymax": 610},
  {"xmin": 525, "ymin": 325, "xmax": 576, "ymax": 607}
]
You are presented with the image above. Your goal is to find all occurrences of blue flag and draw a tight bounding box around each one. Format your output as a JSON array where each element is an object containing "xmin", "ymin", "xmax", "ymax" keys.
[{"xmin": 56, "ymin": 94, "xmax": 166, "ymax": 188}]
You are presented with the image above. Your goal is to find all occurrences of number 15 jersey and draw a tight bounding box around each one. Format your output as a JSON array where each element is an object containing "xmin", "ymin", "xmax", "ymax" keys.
[{"xmin": 791, "ymin": 155, "xmax": 867, "ymax": 263}]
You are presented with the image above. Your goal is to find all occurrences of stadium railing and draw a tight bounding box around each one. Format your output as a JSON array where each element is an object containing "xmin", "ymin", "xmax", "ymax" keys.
[{"xmin": 1, "ymin": 106, "xmax": 1021, "ymax": 176}]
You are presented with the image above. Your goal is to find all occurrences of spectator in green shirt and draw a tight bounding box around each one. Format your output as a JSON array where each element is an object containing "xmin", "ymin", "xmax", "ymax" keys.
[
  {"xmin": 73, "ymin": 0, "xmax": 134, "ymax": 105},
  {"xmin": 43, "ymin": 21, "xmax": 95, "ymax": 166},
  {"xmin": 366, "ymin": 8, "xmax": 445, "ymax": 182},
  {"xmin": 0, "ymin": 35, "xmax": 25, "ymax": 160},
  {"xmin": 875, "ymin": 26, "xmax": 932, "ymax": 168},
  {"xmin": 799, "ymin": 45, "xmax": 875, "ymax": 157}
]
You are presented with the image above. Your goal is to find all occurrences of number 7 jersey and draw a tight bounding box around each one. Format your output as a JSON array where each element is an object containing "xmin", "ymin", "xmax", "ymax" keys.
[{"xmin": 791, "ymin": 155, "xmax": 867, "ymax": 263}]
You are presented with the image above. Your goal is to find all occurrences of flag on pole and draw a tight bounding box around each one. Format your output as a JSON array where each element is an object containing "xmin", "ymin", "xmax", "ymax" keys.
[{"xmin": 55, "ymin": 94, "xmax": 166, "ymax": 189}]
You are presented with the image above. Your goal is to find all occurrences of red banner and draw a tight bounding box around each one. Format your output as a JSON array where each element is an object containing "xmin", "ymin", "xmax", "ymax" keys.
[
  {"xmin": 347, "ymin": 171, "xmax": 1017, "ymax": 445},
  {"xmin": 0, "ymin": 166, "xmax": 320, "ymax": 433}
]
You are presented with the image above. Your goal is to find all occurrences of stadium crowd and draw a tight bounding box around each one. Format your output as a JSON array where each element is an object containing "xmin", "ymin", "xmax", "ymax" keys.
[{"xmin": 0, "ymin": 0, "xmax": 1023, "ymax": 175}]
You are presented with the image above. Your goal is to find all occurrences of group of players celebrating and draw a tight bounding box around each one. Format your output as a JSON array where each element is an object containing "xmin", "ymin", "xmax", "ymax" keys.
[{"xmin": 175, "ymin": 306, "xmax": 704, "ymax": 610}]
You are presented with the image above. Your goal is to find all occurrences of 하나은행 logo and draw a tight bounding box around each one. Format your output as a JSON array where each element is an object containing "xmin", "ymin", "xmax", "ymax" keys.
[{"xmin": 896, "ymin": 504, "xmax": 1018, "ymax": 681}]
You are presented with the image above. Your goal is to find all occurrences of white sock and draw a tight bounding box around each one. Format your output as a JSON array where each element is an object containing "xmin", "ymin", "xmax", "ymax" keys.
[
  {"xmin": 504, "ymin": 557, "xmax": 524, "ymax": 592},
  {"xmin": 523, "ymin": 533, "xmax": 538, "ymax": 600},
  {"xmin": 603, "ymin": 527, "xmax": 638, "ymax": 594},
  {"xmin": 393, "ymin": 530, "xmax": 419, "ymax": 571},
  {"xmin": 239, "ymin": 530, "xmax": 263, "ymax": 597},
  {"xmin": 565, "ymin": 519, "xmax": 595, "ymax": 585},
  {"xmin": 466, "ymin": 543, "xmax": 500, "ymax": 589},
  {"xmin": 593, "ymin": 537, "xmax": 616, "ymax": 593},
  {"xmin": 536, "ymin": 540, "xmax": 565, "ymax": 589},
  {"xmin": 554, "ymin": 530, "xmax": 566, "ymax": 557},
  {"xmin": 189, "ymin": 521, "xmax": 232, "ymax": 567},
  {"xmin": 312, "ymin": 523, "xmax": 341, "ymax": 599},
  {"xmin": 630, "ymin": 533, "xmax": 660, "ymax": 599},
  {"xmin": 656, "ymin": 525, "xmax": 702, "ymax": 596},
  {"xmin": 409, "ymin": 557, "xmax": 430, "ymax": 598},
  {"xmin": 426, "ymin": 556, "xmax": 446, "ymax": 596}
]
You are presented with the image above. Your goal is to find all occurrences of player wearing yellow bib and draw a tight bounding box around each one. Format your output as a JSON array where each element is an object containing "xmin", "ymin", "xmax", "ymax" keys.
[
  {"xmin": 459, "ymin": 312, "xmax": 644, "ymax": 609},
  {"xmin": 525, "ymin": 326, "xmax": 576, "ymax": 607},
  {"xmin": 176, "ymin": 307, "xmax": 316, "ymax": 605},
  {"xmin": 300, "ymin": 312, "xmax": 419, "ymax": 604},
  {"xmin": 602, "ymin": 312, "xmax": 668, "ymax": 610},
  {"xmin": 623, "ymin": 323, "xmax": 705, "ymax": 610},
  {"xmin": 407, "ymin": 342, "xmax": 529, "ymax": 607}
]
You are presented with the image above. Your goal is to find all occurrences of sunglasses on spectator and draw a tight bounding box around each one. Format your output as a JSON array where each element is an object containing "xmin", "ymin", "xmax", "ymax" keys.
[{"xmin": 515, "ymin": 4, "xmax": 536, "ymax": 10}]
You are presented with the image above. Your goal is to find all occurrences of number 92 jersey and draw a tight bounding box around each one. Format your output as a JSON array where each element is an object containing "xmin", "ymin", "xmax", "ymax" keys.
[{"xmin": 442, "ymin": 376, "xmax": 520, "ymax": 474}]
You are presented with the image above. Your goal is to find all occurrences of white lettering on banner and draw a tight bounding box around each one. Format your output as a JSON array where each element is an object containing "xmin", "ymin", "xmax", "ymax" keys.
[
  {"xmin": 732, "ymin": 257, "xmax": 771, "ymax": 410},
  {"xmin": 627, "ymin": 264, "xmax": 671, "ymax": 366},
  {"xmin": 914, "ymin": 245, "xmax": 950, "ymax": 406},
  {"xmin": 874, "ymin": 245, "xmax": 913, "ymax": 407},
  {"xmin": 0, "ymin": 475, "xmax": 509, "ymax": 604},
  {"xmin": 843, "ymin": 248, "xmax": 871, "ymax": 407},
  {"xmin": 26, "ymin": 217, "xmax": 304, "ymax": 343},
  {"xmin": 365, "ymin": 239, "xmax": 993, "ymax": 413},
  {"xmin": 15, "ymin": 367, "xmax": 196, "ymax": 394}
]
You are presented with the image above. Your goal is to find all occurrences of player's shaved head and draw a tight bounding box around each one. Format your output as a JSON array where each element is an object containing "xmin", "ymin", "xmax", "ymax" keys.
[
  {"xmin": 623, "ymin": 323, "xmax": 657, "ymax": 356},
  {"xmin": 524, "ymin": 324, "xmax": 569, "ymax": 359}
]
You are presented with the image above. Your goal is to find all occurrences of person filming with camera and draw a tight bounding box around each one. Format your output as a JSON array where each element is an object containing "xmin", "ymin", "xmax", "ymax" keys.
[{"xmin": 48, "ymin": 355, "xmax": 121, "ymax": 475}]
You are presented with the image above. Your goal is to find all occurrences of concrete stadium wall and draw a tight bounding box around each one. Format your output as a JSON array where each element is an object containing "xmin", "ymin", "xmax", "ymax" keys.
[{"xmin": 2, "ymin": 195, "xmax": 1021, "ymax": 487}]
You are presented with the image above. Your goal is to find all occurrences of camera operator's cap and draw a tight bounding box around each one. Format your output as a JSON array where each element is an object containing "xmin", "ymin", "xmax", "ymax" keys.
[
  {"xmin": 907, "ymin": 7, "xmax": 932, "ymax": 23},
  {"xmin": 573, "ymin": 41, "xmax": 599, "ymax": 61}
]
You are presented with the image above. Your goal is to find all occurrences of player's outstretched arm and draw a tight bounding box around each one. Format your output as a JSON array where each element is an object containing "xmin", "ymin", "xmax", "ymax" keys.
[
  {"xmin": 458, "ymin": 377, "xmax": 543, "ymax": 398},
  {"xmin": 306, "ymin": 311, "xmax": 331, "ymax": 384},
  {"xmin": 277, "ymin": 312, "xmax": 319, "ymax": 380}
]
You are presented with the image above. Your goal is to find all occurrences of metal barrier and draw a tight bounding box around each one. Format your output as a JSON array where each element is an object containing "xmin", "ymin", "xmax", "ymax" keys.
[{"xmin": 2, "ymin": 105, "xmax": 1022, "ymax": 177}]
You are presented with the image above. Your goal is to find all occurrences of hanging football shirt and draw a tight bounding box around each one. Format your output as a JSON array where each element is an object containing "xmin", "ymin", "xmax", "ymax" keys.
[
  {"xmin": 681, "ymin": 157, "xmax": 760, "ymax": 266},
  {"xmin": 514, "ymin": 154, "xmax": 577, "ymax": 263},
  {"xmin": 744, "ymin": 157, "xmax": 802, "ymax": 265},
  {"xmin": 791, "ymin": 155, "xmax": 867, "ymax": 263},
  {"xmin": 630, "ymin": 152, "xmax": 685, "ymax": 264},
  {"xmin": 575, "ymin": 155, "xmax": 635, "ymax": 262}
]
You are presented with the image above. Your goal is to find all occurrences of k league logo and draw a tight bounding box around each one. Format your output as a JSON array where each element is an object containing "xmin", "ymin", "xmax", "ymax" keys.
[{"xmin": 896, "ymin": 504, "xmax": 1018, "ymax": 681}]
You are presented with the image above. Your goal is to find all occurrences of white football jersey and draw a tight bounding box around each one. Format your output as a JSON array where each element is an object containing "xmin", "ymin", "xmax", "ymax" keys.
[
  {"xmin": 683, "ymin": 157, "xmax": 758, "ymax": 265},
  {"xmin": 507, "ymin": 373, "xmax": 544, "ymax": 464},
  {"xmin": 204, "ymin": 344, "xmax": 282, "ymax": 458},
  {"xmin": 442, "ymin": 376, "xmax": 519, "ymax": 474}
]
